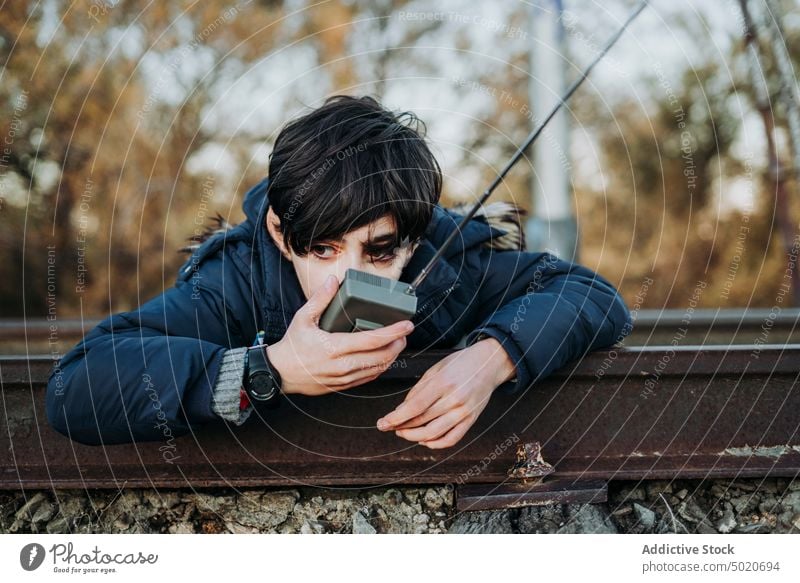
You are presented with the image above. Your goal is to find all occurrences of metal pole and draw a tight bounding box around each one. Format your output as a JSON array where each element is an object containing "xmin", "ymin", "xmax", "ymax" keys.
[{"xmin": 528, "ymin": 0, "xmax": 577, "ymax": 259}]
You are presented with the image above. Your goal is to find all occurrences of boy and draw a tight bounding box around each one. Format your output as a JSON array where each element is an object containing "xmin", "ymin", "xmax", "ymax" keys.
[{"xmin": 46, "ymin": 95, "xmax": 632, "ymax": 448}]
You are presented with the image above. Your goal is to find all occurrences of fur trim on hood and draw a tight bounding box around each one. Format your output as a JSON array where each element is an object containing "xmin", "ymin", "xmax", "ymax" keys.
[
  {"xmin": 179, "ymin": 200, "xmax": 527, "ymax": 255},
  {"xmin": 178, "ymin": 213, "xmax": 237, "ymax": 255},
  {"xmin": 448, "ymin": 200, "xmax": 527, "ymax": 251}
]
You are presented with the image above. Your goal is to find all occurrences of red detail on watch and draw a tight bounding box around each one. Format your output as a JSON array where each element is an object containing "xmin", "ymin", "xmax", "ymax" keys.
[{"xmin": 239, "ymin": 388, "xmax": 251, "ymax": 411}]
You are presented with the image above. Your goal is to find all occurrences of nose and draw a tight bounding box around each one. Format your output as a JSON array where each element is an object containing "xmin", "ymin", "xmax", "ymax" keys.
[{"xmin": 332, "ymin": 248, "xmax": 380, "ymax": 280}]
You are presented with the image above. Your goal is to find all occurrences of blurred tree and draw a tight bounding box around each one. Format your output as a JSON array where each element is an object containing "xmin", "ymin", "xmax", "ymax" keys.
[
  {"xmin": 572, "ymin": 3, "xmax": 798, "ymax": 308},
  {"xmin": 0, "ymin": 0, "xmax": 285, "ymax": 317}
]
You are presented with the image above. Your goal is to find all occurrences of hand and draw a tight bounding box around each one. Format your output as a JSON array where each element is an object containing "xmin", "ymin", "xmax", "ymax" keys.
[
  {"xmin": 375, "ymin": 337, "xmax": 516, "ymax": 449},
  {"xmin": 267, "ymin": 274, "xmax": 415, "ymax": 396}
]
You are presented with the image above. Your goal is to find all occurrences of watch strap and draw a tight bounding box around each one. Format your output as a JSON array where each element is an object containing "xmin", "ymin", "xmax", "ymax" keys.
[{"xmin": 245, "ymin": 336, "xmax": 282, "ymax": 404}]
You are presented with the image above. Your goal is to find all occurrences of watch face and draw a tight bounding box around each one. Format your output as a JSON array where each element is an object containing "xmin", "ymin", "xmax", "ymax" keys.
[{"xmin": 249, "ymin": 371, "xmax": 278, "ymax": 401}]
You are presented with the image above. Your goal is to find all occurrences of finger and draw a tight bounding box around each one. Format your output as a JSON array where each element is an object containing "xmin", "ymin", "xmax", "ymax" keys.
[
  {"xmin": 332, "ymin": 376, "xmax": 376, "ymax": 391},
  {"xmin": 419, "ymin": 415, "xmax": 474, "ymax": 449},
  {"xmin": 390, "ymin": 390, "xmax": 455, "ymax": 430},
  {"xmin": 331, "ymin": 319, "xmax": 414, "ymax": 355},
  {"xmin": 377, "ymin": 382, "xmax": 442, "ymax": 430},
  {"xmin": 391, "ymin": 400, "xmax": 447, "ymax": 430},
  {"xmin": 395, "ymin": 408, "xmax": 466, "ymax": 443},
  {"xmin": 338, "ymin": 336, "xmax": 407, "ymax": 376},
  {"xmin": 311, "ymin": 372, "xmax": 378, "ymax": 394},
  {"xmin": 328, "ymin": 341, "xmax": 403, "ymax": 387},
  {"xmin": 301, "ymin": 274, "xmax": 340, "ymax": 323},
  {"xmin": 323, "ymin": 334, "xmax": 407, "ymax": 385}
]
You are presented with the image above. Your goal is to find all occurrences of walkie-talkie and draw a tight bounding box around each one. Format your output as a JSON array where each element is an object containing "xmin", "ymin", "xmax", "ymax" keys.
[
  {"xmin": 319, "ymin": 1, "xmax": 647, "ymax": 333},
  {"xmin": 319, "ymin": 268, "xmax": 418, "ymax": 332}
]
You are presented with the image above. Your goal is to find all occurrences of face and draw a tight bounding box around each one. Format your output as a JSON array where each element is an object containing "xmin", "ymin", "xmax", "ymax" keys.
[{"xmin": 266, "ymin": 206, "xmax": 420, "ymax": 300}]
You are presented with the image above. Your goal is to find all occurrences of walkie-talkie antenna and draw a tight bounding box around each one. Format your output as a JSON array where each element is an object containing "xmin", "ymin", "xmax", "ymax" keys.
[{"xmin": 406, "ymin": 0, "xmax": 648, "ymax": 295}]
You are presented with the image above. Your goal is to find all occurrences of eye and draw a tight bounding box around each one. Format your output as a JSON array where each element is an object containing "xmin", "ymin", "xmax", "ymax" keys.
[
  {"xmin": 368, "ymin": 248, "xmax": 398, "ymax": 265},
  {"xmin": 310, "ymin": 244, "xmax": 337, "ymax": 260}
]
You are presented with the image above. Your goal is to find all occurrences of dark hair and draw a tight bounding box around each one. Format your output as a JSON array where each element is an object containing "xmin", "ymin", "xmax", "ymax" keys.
[{"xmin": 266, "ymin": 94, "xmax": 442, "ymax": 256}]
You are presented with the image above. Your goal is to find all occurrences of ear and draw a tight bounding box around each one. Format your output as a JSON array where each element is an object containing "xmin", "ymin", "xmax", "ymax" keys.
[{"xmin": 265, "ymin": 207, "xmax": 293, "ymax": 261}]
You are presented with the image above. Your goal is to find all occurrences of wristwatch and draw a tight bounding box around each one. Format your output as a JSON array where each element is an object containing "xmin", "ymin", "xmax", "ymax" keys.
[{"xmin": 245, "ymin": 344, "xmax": 282, "ymax": 406}]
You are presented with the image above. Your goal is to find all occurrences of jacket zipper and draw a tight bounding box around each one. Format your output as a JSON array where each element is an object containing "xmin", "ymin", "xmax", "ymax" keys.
[{"xmin": 415, "ymin": 282, "xmax": 459, "ymax": 317}]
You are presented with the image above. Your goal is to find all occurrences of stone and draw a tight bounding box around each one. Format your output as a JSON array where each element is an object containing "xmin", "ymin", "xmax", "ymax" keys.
[
  {"xmin": 300, "ymin": 519, "xmax": 326, "ymax": 534},
  {"xmin": 14, "ymin": 493, "xmax": 47, "ymax": 521},
  {"xmin": 678, "ymin": 496, "xmax": 715, "ymax": 534},
  {"xmin": 225, "ymin": 521, "xmax": 259, "ymax": 534},
  {"xmin": 403, "ymin": 489, "xmax": 421, "ymax": 505},
  {"xmin": 413, "ymin": 513, "xmax": 429, "ymax": 524},
  {"xmin": 633, "ymin": 503, "xmax": 656, "ymax": 530},
  {"xmin": 112, "ymin": 514, "xmax": 133, "ymax": 531},
  {"xmin": 141, "ymin": 490, "xmax": 180, "ymax": 512},
  {"xmin": 646, "ymin": 481, "xmax": 673, "ymax": 498},
  {"xmin": 10, "ymin": 493, "xmax": 49, "ymax": 531},
  {"xmin": 612, "ymin": 505, "xmax": 633, "ymax": 516},
  {"xmin": 31, "ymin": 501, "xmax": 55, "ymax": 525},
  {"xmin": 449, "ymin": 509, "xmax": 515, "ymax": 534},
  {"xmin": 738, "ymin": 521, "xmax": 769, "ymax": 533},
  {"xmin": 760, "ymin": 481, "xmax": 779, "ymax": 494},
  {"xmin": 352, "ymin": 510, "xmax": 377, "ymax": 534},
  {"xmin": 190, "ymin": 492, "xmax": 235, "ymax": 514},
  {"xmin": 383, "ymin": 489, "xmax": 403, "ymax": 506},
  {"xmin": 780, "ymin": 491, "xmax": 800, "ymax": 512},
  {"xmin": 6, "ymin": 479, "xmax": 794, "ymax": 534},
  {"xmin": 558, "ymin": 505, "xmax": 617, "ymax": 534},
  {"xmin": 423, "ymin": 489, "xmax": 444, "ymax": 511},
  {"xmin": 46, "ymin": 517, "xmax": 69, "ymax": 534},
  {"xmin": 230, "ymin": 490, "xmax": 298, "ymax": 530},
  {"xmin": 167, "ymin": 522, "xmax": 195, "ymax": 534},
  {"xmin": 731, "ymin": 494, "xmax": 753, "ymax": 514},
  {"xmin": 695, "ymin": 521, "xmax": 718, "ymax": 535},
  {"xmin": 618, "ymin": 485, "xmax": 646, "ymax": 501},
  {"xmin": 439, "ymin": 486, "xmax": 454, "ymax": 507},
  {"xmin": 656, "ymin": 514, "xmax": 688, "ymax": 534},
  {"xmin": 759, "ymin": 499, "xmax": 779, "ymax": 515},
  {"xmin": 653, "ymin": 495, "xmax": 688, "ymax": 534},
  {"xmin": 716, "ymin": 507, "xmax": 736, "ymax": 534},
  {"xmin": 709, "ymin": 482, "xmax": 731, "ymax": 499},
  {"xmin": 777, "ymin": 510, "xmax": 794, "ymax": 530},
  {"xmin": 412, "ymin": 520, "xmax": 428, "ymax": 534}
]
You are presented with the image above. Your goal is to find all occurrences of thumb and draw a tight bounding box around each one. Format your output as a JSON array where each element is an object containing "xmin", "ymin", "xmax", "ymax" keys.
[{"xmin": 303, "ymin": 274, "xmax": 340, "ymax": 322}]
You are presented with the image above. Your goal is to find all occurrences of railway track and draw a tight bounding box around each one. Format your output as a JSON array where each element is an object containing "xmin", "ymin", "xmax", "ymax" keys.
[{"xmin": 2, "ymin": 344, "xmax": 798, "ymax": 499}]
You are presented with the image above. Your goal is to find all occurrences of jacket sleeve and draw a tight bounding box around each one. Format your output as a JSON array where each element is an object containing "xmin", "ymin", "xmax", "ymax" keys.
[
  {"xmin": 45, "ymin": 252, "xmax": 253, "ymax": 446},
  {"xmin": 463, "ymin": 248, "xmax": 632, "ymax": 394}
]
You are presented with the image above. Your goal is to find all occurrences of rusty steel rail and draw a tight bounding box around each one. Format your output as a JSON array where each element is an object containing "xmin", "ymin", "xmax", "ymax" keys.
[
  {"xmin": 0, "ymin": 319, "xmax": 98, "ymax": 356},
  {"xmin": 1, "ymin": 343, "xmax": 799, "ymax": 490},
  {"xmin": 623, "ymin": 308, "xmax": 800, "ymax": 345}
]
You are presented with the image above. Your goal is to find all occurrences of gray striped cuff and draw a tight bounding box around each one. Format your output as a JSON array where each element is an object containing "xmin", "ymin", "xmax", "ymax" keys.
[{"xmin": 211, "ymin": 347, "xmax": 252, "ymax": 425}]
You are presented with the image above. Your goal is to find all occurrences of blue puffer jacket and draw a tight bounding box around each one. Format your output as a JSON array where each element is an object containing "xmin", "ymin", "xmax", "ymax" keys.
[{"xmin": 46, "ymin": 177, "xmax": 632, "ymax": 445}]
